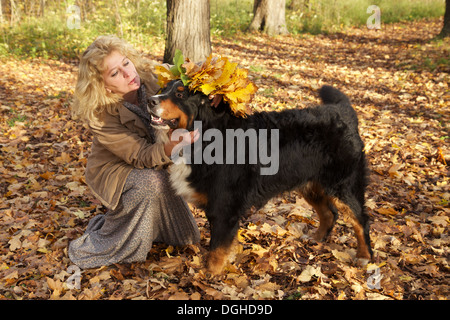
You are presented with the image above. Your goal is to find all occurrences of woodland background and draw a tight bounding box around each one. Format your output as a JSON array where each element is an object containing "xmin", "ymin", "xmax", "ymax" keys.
[{"xmin": 0, "ymin": 0, "xmax": 449, "ymax": 300}]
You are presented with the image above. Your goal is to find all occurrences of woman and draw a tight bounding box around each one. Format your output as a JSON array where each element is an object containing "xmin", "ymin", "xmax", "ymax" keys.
[{"xmin": 69, "ymin": 35, "xmax": 215, "ymax": 269}]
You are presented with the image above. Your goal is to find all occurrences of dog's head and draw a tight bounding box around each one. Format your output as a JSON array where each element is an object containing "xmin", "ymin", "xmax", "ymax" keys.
[{"xmin": 148, "ymin": 80, "xmax": 229, "ymax": 131}]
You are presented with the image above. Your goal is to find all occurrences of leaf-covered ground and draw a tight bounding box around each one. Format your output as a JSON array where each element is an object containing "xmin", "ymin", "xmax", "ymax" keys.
[{"xmin": 0, "ymin": 18, "xmax": 448, "ymax": 300}]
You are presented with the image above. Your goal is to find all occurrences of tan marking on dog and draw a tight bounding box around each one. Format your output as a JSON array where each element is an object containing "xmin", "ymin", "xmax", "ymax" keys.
[
  {"xmin": 300, "ymin": 182, "xmax": 335, "ymax": 241},
  {"xmin": 306, "ymin": 197, "xmax": 335, "ymax": 241},
  {"xmin": 331, "ymin": 198, "xmax": 372, "ymax": 260},
  {"xmin": 192, "ymin": 192, "xmax": 208, "ymax": 207},
  {"xmin": 159, "ymin": 99, "xmax": 188, "ymax": 129},
  {"xmin": 207, "ymin": 239, "xmax": 238, "ymax": 275}
]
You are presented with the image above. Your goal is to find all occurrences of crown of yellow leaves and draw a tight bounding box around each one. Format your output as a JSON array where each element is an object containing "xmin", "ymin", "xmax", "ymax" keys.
[{"xmin": 154, "ymin": 50, "xmax": 257, "ymax": 117}]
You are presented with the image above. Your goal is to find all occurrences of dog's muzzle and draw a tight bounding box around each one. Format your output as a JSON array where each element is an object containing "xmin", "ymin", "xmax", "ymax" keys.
[{"xmin": 147, "ymin": 95, "xmax": 179, "ymax": 129}]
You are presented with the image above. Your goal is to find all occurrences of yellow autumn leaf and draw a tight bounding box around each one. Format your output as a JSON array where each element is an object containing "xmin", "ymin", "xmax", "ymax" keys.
[
  {"xmin": 55, "ymin": 152, "xmax": 72, "ymax": 164},
  {"xmin": 182, "ymin": 60, "xmax": 201, "ymax": 75},
  {"xmin": 154, "ymin": 65, "xmax": 178, "ymax": 88},
  {"xmin": 213, "ymin": 59, "xmax": 238, "ymax": 87},
  {"xmin": 376, "ymin": 207, "xmax": 398, "ymax": 216},
  {"xmin": 165, "ymin": 245, "xmax": 174, "ymax": 257},
  {"xmin": 40, "ymin": 171, "xmax": 55, "ymax": 180},
  {"xmin": 199, "ymin": 82, "xmax": 217, "ymax": 96},
  {"xmin": 226, "ymin": 82, "xmax": 256, "ymax": 103}
]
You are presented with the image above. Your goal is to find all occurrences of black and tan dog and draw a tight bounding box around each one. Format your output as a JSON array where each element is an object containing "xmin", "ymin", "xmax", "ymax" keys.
[{"xmin": 149, "ymin": 80, "xmax": 372, "ymax": 274}]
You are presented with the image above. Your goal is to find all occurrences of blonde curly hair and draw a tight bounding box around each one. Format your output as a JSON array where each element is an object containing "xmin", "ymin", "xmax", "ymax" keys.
[{"xmin": 71, "ymin": 35, "xmax": 155, "ymax": 123}]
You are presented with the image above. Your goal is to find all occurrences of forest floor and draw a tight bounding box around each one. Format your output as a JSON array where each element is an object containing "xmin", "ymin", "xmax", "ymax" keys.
[{"xmin": 0, "ymin": 18, "xmax": 449, "ymax": 300}]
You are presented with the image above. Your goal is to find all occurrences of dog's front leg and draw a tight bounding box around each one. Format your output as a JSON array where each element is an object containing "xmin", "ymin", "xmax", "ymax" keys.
[{"xmin": 206, "ymin": 211, "xmax": 240, "ymax": 275}]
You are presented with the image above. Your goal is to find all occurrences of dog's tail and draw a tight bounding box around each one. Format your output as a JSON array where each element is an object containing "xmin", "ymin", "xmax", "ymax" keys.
[
  {"xmin": 319, "ymin": 85, "xmax": 358, "ymax": 129},
  {"xmin": 319, "ymin": 85, "xmax": 350, "ymax": 105}
]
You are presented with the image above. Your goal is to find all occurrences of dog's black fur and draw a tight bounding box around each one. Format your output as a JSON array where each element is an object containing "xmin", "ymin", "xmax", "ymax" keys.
[{"xmin": 149, "ymin": 80, "xmax": 372, "ymax": 274}]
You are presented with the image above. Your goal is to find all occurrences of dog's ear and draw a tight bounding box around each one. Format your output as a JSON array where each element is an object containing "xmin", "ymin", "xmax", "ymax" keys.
[{"xmin": 193, "ymin": 94, "xmax": 230, "ymax": 126}]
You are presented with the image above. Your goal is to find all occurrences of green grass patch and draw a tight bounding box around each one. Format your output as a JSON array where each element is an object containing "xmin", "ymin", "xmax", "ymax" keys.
[
  {"xmin": 0, "ymin": 0, "xmax": 445, "ymax": 60},
  {"xmin": 287, "ymin": 0, "xmax": 445, "ymax": 34}
]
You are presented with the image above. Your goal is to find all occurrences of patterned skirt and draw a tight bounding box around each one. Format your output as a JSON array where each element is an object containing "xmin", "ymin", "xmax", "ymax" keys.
[{"xmin": 68, "ymin": 168, "xmax": 200, "ymax": 269}]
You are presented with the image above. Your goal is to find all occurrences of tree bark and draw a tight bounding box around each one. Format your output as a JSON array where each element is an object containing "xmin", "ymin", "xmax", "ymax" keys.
[
  {"xmin": 40, "ymin": 0, "xmax": 45, "ymax": 17},
  {"xmin": 114, "ymin": 0, "xmax": 123, "ymax": 38},
  {"xmin": 438, "ymin": 0, "xmax": 450, "ymax": 37},
  {"xmin": 10, "ymin": 0, "xmax": 18, "ymax": 26},
  {"xmin": 248, "ymin": 0, "xmax": 288, "ymax": 36},
  {"xmin": 163, "ymin": 0, "xmax": 212, "ymax": 63},
  {"xmin": 0, "ymin": 0, "xmax": 3, "ymax": 24}
]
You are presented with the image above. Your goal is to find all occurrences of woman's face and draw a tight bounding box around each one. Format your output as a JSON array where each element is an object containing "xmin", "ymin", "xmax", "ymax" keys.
[{"xmin": 102, "ymin": 50, "xmax": 140, "ymax": 97}]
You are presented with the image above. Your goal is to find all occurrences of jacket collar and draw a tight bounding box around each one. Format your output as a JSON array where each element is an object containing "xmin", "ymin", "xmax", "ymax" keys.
[{"xmin": 119, "ymin": 84, "xmax": 155, "ymax": 142}]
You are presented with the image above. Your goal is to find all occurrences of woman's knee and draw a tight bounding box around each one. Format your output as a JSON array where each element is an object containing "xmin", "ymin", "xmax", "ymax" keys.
[{"xmin": 125, "ymin": 168, "xmax": 171, "ymax": 197}]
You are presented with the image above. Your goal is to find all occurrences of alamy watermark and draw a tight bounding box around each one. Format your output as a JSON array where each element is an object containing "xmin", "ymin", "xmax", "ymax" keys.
[
  {"xmin": 66, "ymin": 265, "xmax": 81, "ymax": 289},
  {"xmin": 366, "ymin": 267, "xmax": 383, "ymax": 289},
  {"xmin": 367, "ymin": 5, "xmax": 381, "ymax": 30},
  {"xmin": 66, "ymin": 5, "xmax": 81, "ymax": 30},
  {"xmin": 170, "ymin": 121, "xmax": 280, "ymax": 176}
]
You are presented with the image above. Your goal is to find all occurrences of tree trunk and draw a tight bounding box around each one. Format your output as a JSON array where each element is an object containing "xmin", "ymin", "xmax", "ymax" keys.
[
  {"xmin": 114, "ymin": 0, "xmax": 123, "ymax": 38},
  {"xmin": 0, "ymin": 0, "xmax": 3, "ymax": 24},
  {"xmin": 248, "ymin": 0, "xmax": 288, "ymax": 35},
  {"xmin": 10, "ymin": 0, "xmax": 18, "ymax": 26},
  {"xmin": 163, "ymin": 0, "xmax": 212, "ymax": 63},
  {"xmin": 438, "ymin": 0, "xmax": 450, "ymax": 37},
  {"xmin": 40, "ymin": 0, "xmax": 45, "ymax": 17}
]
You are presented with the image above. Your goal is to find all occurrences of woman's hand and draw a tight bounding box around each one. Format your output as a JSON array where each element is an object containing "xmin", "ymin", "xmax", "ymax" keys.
[{"xmin": 164, "ymin": 129, "xmax": 200, "ymax": 158}]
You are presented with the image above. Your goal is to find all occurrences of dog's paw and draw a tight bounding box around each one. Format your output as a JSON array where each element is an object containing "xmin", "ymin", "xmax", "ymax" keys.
[
  {"xmin": 206, "ymin": 247, "xmax": 229, "ymax": 275},
  {"xmin": 313, "ymin": 230, "xmax": 328, "ymax": 242},
  {"xmin": 355, "ymin": 258, "xmax": 370, "ymax": 267}
]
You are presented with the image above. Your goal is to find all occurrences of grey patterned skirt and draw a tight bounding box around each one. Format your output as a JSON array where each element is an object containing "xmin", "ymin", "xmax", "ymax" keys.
[{"xmin": 68, "ymin": 168, "xmax": 200, "ymax": 269}]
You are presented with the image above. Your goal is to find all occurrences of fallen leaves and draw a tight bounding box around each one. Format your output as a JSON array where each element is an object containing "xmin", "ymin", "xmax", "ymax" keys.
[{"xmin": 1, "ymin": 18, "xmax": 449, "ymax": 300}]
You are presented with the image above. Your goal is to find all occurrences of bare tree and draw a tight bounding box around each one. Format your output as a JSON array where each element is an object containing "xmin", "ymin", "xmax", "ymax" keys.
[
  {"xmin": 40, "ymin": 0, "xmax": 45, "ymax": 17},
  {"xmin": 0, "ymin": 0, "xmax": 3, "ymax": 24},
  {"xmin": 10, "ymin": 0, "xmax": 18, "ymax": 26},
  {"xmin": 163, "ymin": 0, "xmax": 211, "ymax": 63},
  {"xmin": 248, "ymin": 0, "xmax": 288, "ymax": 35},
  {"xmin": 114, "ymin": 0, "xmax": 123, "ymax": 37},
  {"xmin": 438, "ymin": 0, "xmax": 450, "ymax": 37}
]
